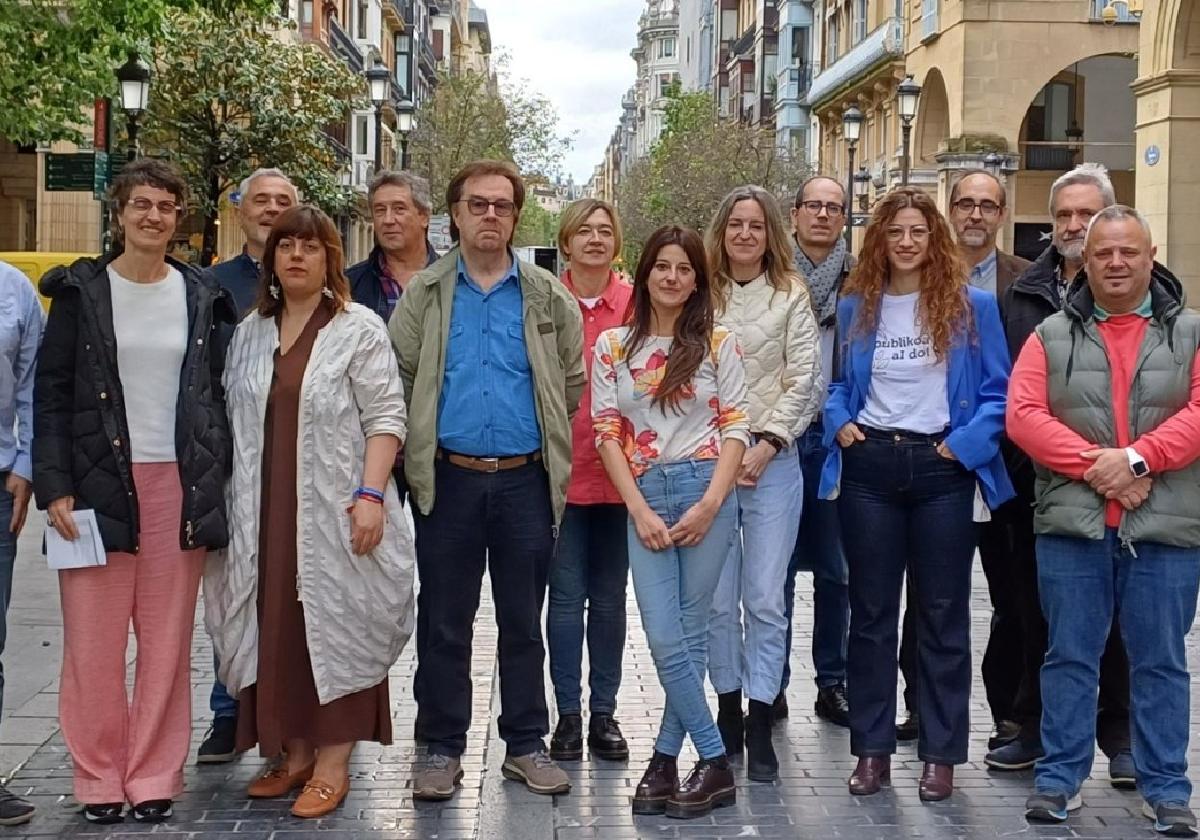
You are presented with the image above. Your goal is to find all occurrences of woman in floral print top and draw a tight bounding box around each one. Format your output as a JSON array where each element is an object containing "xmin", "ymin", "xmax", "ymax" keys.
[{"xmin": 590, "ymin": 225, "xmax": 751, "ymax": 821}]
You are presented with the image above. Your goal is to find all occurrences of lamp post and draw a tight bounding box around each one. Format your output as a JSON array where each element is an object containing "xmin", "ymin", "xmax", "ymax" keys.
[
  {"xmin": 1101, "ymin": 0, "xmax": 1143, "ymax": 23},
  {"xmin": 842, "ymin": 105, "xmax": 863, "ymax": 251},
  {"xmin": 896, "ymin": 74, "xmax": 921, "ymax": 186},
  {"xmin": 397, "ymin": 98, "xmax": 414, "ymax": 170},
  {"xmin": 116, "ymin": 52, "xmax": 152, "ymax": 162},
  {"xmin": 984, "ymin": 151, "xmax": 1002, "ymax": 178},
  {"xmin": 366, "ymin": 59, "xmax": 390, "ymax": 172},
  {"xmin": 854, "ymin": 166, "xmax": 871, "ymax": 215}
]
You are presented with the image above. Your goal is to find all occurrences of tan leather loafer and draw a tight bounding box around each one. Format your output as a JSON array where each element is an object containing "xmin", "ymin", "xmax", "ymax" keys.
[
  {"xmin": 290, "ymin": 776, "xmax": 349, "ymax": 819},
  {"xmin": 247, "ymin": 761, "xmax": 315, "ymax": 799}
]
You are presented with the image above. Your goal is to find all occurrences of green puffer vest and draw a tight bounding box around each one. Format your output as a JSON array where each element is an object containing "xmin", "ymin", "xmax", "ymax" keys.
[{"xmin": 1034, "ymin": 278, "xmax": 1200, "ymax": 547}]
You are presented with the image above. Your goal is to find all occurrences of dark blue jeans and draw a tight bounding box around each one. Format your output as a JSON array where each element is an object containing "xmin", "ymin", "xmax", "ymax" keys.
[
  {"xmin": 837, "ymin": 429, "xmax": 977, "ymax": 764},
  {"xmin": 413, "ymin": 458, "xmax": 555, "ymax": 758},
  {"xmin": 1036, "ymin": 529, "xmax": 1200, "ymax": 805},
  {"xmin": 547, "ymin": 503, "xmax": 629, "ymax": 715},
  {"xmin": 782, "ymin": 423, "xmax": 848, "ymax": 690},
  {"xmin": 209, "ymin": 651, "xmax": 237, "ymax": 720},
  {"xmin": 0, "ymin": 481, "xmax": 16, "ymax": 720}
]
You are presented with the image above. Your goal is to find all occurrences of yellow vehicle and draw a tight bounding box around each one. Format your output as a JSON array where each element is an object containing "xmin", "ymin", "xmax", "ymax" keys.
[{"xmin": 0, "ymin": 252, "xmax": 95, "ymax": 311}]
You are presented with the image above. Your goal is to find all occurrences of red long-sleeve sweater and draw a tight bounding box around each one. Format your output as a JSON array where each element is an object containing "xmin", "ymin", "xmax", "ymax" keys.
[{"xmin": 1006, "ymin": 313, "xmax": 1200, "ymax": 527}]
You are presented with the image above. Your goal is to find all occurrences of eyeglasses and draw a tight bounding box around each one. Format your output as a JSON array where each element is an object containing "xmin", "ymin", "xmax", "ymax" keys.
[
  {"xmin": 951, "ymin": 198, "xmax": 1003, "ymax": 217},
  {"xmin": 885, "ymin": 226, "xmax": 931, "ymax": 242},
  {"xmin": 459, "ymin": 197, "xmax": 516, "ymax": 217},
  {"xmin": 797, "ymin": 200, "xmax": 845, "ymax": 218},
  {"xmin": 127, "ymin": 198, "xmax": 182, "ymax": 216}
]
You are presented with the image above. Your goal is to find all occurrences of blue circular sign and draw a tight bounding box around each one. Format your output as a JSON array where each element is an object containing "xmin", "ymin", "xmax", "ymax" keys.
[{"xmin": 1145, "ymin": 145, "xmax": 1161, "ymax": 167}]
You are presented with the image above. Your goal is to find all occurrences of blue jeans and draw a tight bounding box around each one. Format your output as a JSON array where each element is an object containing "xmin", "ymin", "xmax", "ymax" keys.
[
  {"xmin": 0, "ymin": 482, "xmax": 16, "ymax": 720},
  {"xmin": 547, "ymin": 503, "xmax": 629, "ymax": 715},
  {"xmin": 783, "ymin": 423, "xmax": 849, "ymax": 690},
  {"xmin": 708, "ymin": 445, "xmax": 802, "ymax": 702},
  {"xmin": 209, "ymin": 650, "xmax": 237, "ymax": 720},
  {"xmin": 1036, "ymin": 529, "xmax": 1200, "ymax": 805},
  {"xmin": 837, "ymin": 429, "xmax": 977, "ymax": 764},
  {"xmin": 629, "ymin": 460, "xmax": 738, "ymax": 759}
]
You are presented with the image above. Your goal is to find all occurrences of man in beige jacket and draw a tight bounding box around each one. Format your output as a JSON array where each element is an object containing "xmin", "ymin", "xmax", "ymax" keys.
[{"xmin": 389, "ymin": 160, "xmax": 584, "ymax": 802}]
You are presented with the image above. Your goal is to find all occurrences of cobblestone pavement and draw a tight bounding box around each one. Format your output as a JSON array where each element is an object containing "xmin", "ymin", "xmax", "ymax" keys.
[{"xmin": 3, "ymin": 518, "xmax": 1197, "ymax": 839}]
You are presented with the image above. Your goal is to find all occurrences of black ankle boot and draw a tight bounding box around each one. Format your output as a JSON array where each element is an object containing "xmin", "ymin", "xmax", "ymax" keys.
[
  {"xmin": 745, "ymin": 700, "xmax": 778, "ymax": 782},
  {"xmin": 716, "ymin": 691, "xmax": 744, "ymax": 755}
]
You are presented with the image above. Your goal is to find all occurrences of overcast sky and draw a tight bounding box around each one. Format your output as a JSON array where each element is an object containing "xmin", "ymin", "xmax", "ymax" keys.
[{"xmin": 485, "ymin": 0, "xmax": 645, "ymax": 187}]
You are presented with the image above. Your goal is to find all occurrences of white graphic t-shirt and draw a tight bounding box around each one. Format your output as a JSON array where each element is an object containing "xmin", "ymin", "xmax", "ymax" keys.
[{"xmin": 856, "ymin": 291, "xmax": 950, "ymax": 434}]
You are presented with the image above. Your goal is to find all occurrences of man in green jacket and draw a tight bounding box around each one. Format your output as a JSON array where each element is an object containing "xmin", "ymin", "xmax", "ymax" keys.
[{"xmin": 389, "ymin": 160, "xmax": 584, "ymax": 802}]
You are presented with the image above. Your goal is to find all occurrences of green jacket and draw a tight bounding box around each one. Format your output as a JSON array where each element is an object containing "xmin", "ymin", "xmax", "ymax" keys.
[
  {"xmin": 1034, "ymin": 269, "xmax": 1200, "ymax": 547},
  {"xmin": 388, "ymin": 247, "xmax": 585, "ymax": 525}
]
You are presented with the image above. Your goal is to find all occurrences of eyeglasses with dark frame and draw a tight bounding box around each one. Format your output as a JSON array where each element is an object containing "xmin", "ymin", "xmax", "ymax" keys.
[
  {"xmin": 797, "ymin": 200, "xmax": 846, "ymax": 219},
  {"xmin": 951, "ymin": 198, "xmax": 1003, "ymax": 217},
  {"xmin": 458, "ymin": 197, "xmax": 517, "ymax": 217}
]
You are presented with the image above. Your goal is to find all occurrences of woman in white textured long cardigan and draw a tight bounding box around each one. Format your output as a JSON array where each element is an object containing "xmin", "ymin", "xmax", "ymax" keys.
[
  {"xmin": 205, "ymin": 206, "xmax": 414, "ymax": 820},
  {"xmin": 703, "ymin": 185, "xmax": 821, "ymax": 782}
]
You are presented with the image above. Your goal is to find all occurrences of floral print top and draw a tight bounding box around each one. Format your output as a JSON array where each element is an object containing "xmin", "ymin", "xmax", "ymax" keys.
[{"xmin": 592, "ymin": 326, "xmax": 752, "ymax": 477}]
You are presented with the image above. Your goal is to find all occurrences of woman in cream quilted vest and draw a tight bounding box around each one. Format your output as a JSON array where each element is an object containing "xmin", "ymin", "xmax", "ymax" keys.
[
  {"xmin": 205, "ymin": 206, "xmax": 415, "ymax": 819},
  {"xmin": 702, "ymin": 185, "xmax": 821, "ymax": 781}
]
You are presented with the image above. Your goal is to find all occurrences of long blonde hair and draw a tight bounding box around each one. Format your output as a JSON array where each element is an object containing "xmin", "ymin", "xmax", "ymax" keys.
[{"xmin": 704, "ymin": 185, "xmax": 800, "ymax": 311}]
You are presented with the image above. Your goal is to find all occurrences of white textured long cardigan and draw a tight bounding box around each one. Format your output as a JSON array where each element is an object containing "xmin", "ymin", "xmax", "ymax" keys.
[{"xmin": 205, "ymin": 302, "xmax": 415, "ymax": 705}]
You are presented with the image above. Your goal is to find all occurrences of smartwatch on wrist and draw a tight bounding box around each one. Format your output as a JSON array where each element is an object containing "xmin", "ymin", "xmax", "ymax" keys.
[
  {"xmin": 759, "ymin": 433, "xmax": 786, "ymax": 454},
  {"xmin": 1125, "ymin": 447, "xmax": 1150, "ymax": 478}
]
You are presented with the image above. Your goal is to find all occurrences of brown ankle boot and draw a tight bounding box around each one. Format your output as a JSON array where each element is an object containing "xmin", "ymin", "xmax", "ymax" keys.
[
  {"xmin": 631, "ymin": 752, "xmax": 677, "ymax": 815},
  {"xmin": 918, "ymin": 762, "xmax": 954, "ymax": 801},
  {"xmin": 849, "ymin": 756, "xmax": 891, "ymax": 795},
  {"xmin": 665, "ymin": 756, "xmax": 736, "ymax": 819}
]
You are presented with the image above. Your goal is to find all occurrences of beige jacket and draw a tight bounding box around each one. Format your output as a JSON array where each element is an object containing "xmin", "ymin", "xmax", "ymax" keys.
[
  {"xmin": 716, "ymin": 273, "xmax": 820, "ymax": 443},
  {"xmin": 205, "ymin": 303, "xmax": 415, "ymax": 705}
]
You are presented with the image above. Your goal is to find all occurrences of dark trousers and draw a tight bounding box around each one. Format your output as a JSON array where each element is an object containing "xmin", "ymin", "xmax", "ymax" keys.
[
  {"xmin": 547, "ymin": 503, "xmax": 629, "ymax": 715},
  {"xmin": 413, "ymin": 458, "xmax": 555, "ymax": 758},
  {"xmin": 839, "ymin": 431, "xmax": 977, "ymax": 764},
  {"xmin": 978, "ymin": 506, "xmax": 1026, "ymax": 725}
]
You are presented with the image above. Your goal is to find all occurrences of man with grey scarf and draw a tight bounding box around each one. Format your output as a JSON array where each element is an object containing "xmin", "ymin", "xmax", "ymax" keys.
[{"xmin": 776, "ymin": 176, "xmax": 854, "ymax": 727}]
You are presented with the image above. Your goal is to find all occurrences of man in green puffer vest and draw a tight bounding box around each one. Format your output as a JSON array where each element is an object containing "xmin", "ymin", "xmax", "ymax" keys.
[{"xmin": 1007, "ymin": 205, "xmax": 1200, "ymax": 838}]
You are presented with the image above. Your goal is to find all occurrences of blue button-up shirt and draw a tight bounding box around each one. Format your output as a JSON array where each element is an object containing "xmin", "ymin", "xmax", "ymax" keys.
[
  {"xmin": 968, "ymin": 248, "xmax": 999, "ymax": 294},
  {"xmin": 0, "ymin": 263, "xmax": 44, "ymax": 481},
  {"xmin": 437, "ymin": 253, "xmax": 542, "ymax": 456}
]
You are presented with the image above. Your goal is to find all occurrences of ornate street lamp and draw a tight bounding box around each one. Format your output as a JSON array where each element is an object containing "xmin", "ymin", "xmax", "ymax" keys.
[
  {"xmin": 842, "ymin": 105, "xmax": 863, "ymax": 251},
  {"xmin": 896, "ymin": 74, "xmax": 921, "ymax": 186},
  {"xmin": 116, "ymin": 52, "xmax": 152, "ymax": 161},
  {"xmin": 854, "ymin": 166, "xmax": 871, "ymax": 215},
  {"xmin": 366, "ymin": 59, "xmax": 391, "ymax": 171},
  {"xmin": 1102, "ymin": 0, "xmax": 1143, "ymax": 24},
  {"xmin": 397, "ymin": 98, "xmax": 415, "ymax": 170}
]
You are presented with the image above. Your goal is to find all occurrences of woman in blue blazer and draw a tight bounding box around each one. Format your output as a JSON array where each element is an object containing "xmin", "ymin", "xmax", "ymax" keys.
[{"xmin": 818, "ymin": 188, "xmax": 1013, "ymax": 802}]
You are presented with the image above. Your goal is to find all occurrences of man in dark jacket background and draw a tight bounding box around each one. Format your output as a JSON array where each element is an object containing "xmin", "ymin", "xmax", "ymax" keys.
[
  {"xmin": 347, "ymin": 170, "xmax": 439, "ymax": 325},
  {"xmin": 946, "ymin": 168, "xmax": 1030, "ymax": 748},
  {"xmin": 984, "ymin": 163, "xmax": 1134, "ymax": 785}
]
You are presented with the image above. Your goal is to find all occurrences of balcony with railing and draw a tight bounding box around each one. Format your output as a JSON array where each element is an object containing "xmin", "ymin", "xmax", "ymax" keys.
[
  {"xmin": 328, "ymin": 17, "xmax": 365, "ymax": 73},
  {"xmin": 807, "ymin": 17, "xmax": 903, "ymax": 108},
  {"xmin": 1020, "ymin": 140, "xmax": 1135, "ymax": 171},
  {"xmin": 777, "ymin": 62, "xmax": 818, "ymax": 104}
]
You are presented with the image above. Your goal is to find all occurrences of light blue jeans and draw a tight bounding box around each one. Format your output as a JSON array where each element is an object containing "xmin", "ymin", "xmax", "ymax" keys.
[
  {"xmin": 708, "ymin": 445, "xmax": 803, "ymax": 702},
  {"xmin": 629, "ymin": 459, "xmax": 738, "ymax": 759}
]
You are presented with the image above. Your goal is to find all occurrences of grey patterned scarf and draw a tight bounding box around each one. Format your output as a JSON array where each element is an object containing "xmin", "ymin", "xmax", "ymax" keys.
[{"xmin": 793, "ymin": 237, "xmax": 847, "ymax": 327}]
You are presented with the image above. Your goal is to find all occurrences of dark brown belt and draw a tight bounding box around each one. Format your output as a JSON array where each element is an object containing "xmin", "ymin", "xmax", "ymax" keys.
[{"xmin": 436, "ymin": 448, "xmax": 542, "ymax": 473}]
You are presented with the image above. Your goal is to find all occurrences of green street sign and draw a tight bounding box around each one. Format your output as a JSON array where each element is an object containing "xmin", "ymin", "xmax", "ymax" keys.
[{"xmin": 45, "ymin": 153, "xmax": 99, "ymax": 192}]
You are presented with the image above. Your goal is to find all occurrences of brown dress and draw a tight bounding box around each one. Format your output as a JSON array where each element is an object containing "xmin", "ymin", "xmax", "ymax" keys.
[{"xmin": 235, "ymin": 302, "xmax": 393, "ymax": 756}]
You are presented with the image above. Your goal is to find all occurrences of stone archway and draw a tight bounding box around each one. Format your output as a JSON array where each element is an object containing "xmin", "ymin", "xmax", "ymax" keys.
[{"xmin": 1134, "ymin": 0, "xmax": 1200, "ymax": 298}]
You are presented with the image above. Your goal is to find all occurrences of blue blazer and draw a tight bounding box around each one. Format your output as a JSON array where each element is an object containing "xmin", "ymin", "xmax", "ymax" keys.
[{"xmin": 818, "ymin": 286, "xmax": 1015, "ymax": 509}]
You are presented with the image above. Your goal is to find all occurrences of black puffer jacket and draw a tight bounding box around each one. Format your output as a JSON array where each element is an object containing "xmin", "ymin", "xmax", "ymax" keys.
[
  {"xmin": 33, "ymin": 254, "xmax": 236, "ymax": 553},
  {"xmin": 999, "ymin": 244, "xmax": 1184, "ymax": 497}
]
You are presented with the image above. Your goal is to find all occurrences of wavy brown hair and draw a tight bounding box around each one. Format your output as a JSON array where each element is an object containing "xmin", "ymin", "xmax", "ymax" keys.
[
  {"xmin": 845, "ymin": 187, "xmax": 971, "ymax": 359},
  {"xmin": 628, "ymin": 225, "xmax": 713, "ymax": 413},
  {"xmin": 256, "ymin": 205, "xmax": 352, "ymax": 316},
  {"xmin": 704, "ymin": 185, "xmax": 799, "ymax": 308}
]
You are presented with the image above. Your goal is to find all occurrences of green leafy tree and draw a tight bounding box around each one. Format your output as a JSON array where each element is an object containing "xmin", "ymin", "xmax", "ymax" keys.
[
  {"xmin": 617, "ymin": 89, "xmax": 811, "ymax": 266},
  {"xmin": 141, "ymin": 10, "xmax": 365, "ymax": 264},
  {"xmin": 407, "ymin": 52, "xmax": 571, "ymax": 214},
  {"xmin": 514, "ymin": 201, "xmax": 560, "ymax": 248},
  {"xmin": 0, "ymin": 0, "xmax": 275, "ymax": 144}
]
